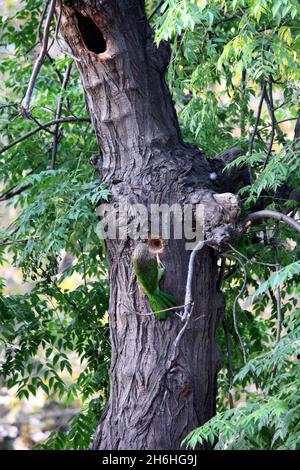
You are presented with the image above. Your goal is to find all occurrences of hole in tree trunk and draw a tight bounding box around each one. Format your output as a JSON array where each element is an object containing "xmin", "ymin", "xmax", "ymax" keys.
[
  {"xmin": 75, "ymin": 10, "xmax": 106, "ymax": 54},
  {"xmin": 148, "ymin": 236, "xmax": 165, "ymax": 255}
]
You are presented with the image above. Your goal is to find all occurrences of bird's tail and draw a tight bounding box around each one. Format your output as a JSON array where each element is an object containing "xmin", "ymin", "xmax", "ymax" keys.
[{"xmin": 149, "ymin": 289, "xmax": 178, "ymax": 320}]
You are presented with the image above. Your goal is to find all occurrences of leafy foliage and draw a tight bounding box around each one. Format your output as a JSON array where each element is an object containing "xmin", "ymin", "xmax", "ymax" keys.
[
  {"xmin": 0, "ymin": 0, "xmax": 300, "ymax": 450},
  {"xmin": 36, "ymin": 399, "xmax": 102, "ymax": 450},
  {"xmin": 154, "ymin": 0, "xmax": 300, "ymax": 450},
  {"xmin": 184, "ymin": 310, "xmax": 300, "ymax": 450},
  {"xmin": 0, "ymin": 0, "xmax": 110, "ymax": 449},
  {"xmin": 155, "ymin": 0, "xmax": 300, "ymax": 155}
]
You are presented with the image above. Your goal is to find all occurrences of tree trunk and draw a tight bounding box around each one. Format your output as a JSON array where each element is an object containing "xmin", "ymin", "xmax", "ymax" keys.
[{"xmin": 59, "ymin": 0, "xmax": 239, "ymax": 450}]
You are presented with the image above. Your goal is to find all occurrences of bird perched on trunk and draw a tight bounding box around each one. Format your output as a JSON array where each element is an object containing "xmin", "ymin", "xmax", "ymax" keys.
[{"xmin": 132, "ymin": 239, "xmax": 177, "ymax": 320}]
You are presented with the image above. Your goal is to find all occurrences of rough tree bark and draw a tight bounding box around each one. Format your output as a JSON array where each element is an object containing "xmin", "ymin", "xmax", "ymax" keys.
[{"xmin": 58, "ymin": 0, "xmax": 244, "ymax": 450}]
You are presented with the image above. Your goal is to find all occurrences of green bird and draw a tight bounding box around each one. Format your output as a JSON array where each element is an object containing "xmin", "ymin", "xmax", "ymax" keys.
[{"xmin": 132, "ymin": 241, "xmax": 177, "ymax": 320}]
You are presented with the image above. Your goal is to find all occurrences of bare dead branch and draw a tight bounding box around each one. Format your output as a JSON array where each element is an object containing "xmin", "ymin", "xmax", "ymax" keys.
[
  {"xmin": 172, "ymin": 304, "xmax": 194, "ymax": 353},
  {"xmin": 20, "ymin": 0, "xmax": 57, "ymax": 118},
  {"xmin": 182, "ymin": 238, "xmax": 211, "ymax": 322},
  {"xmin": 162, "ymin": 239, "xmax": 212, "ymax": 369},
  {"xmin": 246, "ymin": 210, "xmax": 300, "ymax": 233}
]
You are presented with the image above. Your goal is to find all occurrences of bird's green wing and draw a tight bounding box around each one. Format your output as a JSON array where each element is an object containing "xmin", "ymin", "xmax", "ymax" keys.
[
  {"xmin": 133, "ymin": 247, "xmax": 178, "ymax": 320},
  {"xmin": 133, "ymin": 256, "xmax": 159, "ymax": 295}
]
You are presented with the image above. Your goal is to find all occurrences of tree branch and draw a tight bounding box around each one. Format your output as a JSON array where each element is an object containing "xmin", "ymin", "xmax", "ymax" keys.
[
  {"xmin": 0, "ymin": 184, "xmax": 30, "ymax": 202},
  {"xmin": 148, "ymin": 0, "xmax": 166, "ymax": 21},
  {"xmin": 294, "ymin": 114, "xmax": 300, "ymax": 141},
  {"xmin": 274, "ymin": 248, "xmax": 282, "ymax": 346},
  {"xmin": 246, "ymin": 210, "xmax": 300, "ymax": 233},
  {"xmin": 217, "ymin": 258, "xmax": 235, "ymax": 408},
  {"xmin": 36, "ymin": 0, "xmax": 63, "ymax": 84},
  {"xmin": 51, "ymin": 63, "xmax": 73, "ymax": 169},
  {"xmin": 262, "ymin": 78, "xmax": 287, "ymax": 169},
  {"xmin": 0, "ymin": 117, "xmax": 91, "ymax": 156},
  {"xmin": 249, "ymin": 82, "xmax": 266, "ymax": 158},
  {"xmin": 182, "ymin": 239, "xmax": 212, "ymax": 322},
  {"xmin": 226, "ymin": 253, "xmax": 248, "ymax": 364},
  {"xmin": 259, "ymin": 117, "xmax": 298, "ymax": 132},
  {"xmin": 20, "ymin": 0, "xmax": 56, "ymax": 118}
]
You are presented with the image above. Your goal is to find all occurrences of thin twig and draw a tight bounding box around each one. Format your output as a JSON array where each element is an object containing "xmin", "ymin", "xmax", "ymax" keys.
[
  {"xmin": 51, "ymin": 62, "xmax": 73, "ymax": 169},
  {"xmin": 228, "ymin": 244, "xmax": 277, "ymax": 268},
  {"xmin": 240, "ymin": 68, "xmax": 246, "ymax": 136},
  {"xmin": 262, "ymin": 79, "xmax": 275, "ymax": 170},
  {"xmin": 225, "ymin": 253, "xmax": 248, "ymax": 364},
  {"xmin": 294, "ymin": 114, "xmax": 300, "ymax": 141},
  {"xmin": 30, "ymin": 115, "xmax": 55, "ymax": 136},
  {"xmin": 127, "ymin": 303, "xmax": 190, "ymax": 317},
  {"xmin": 0, "ymin": 117, "xmax": 91, "ymax": 156},
  {"xmin": 259, "ymin": 117, "xmax": 298, "ymax": 132},
  {"xmin": 36, "ymin": 0, "xmax": 51, "ymax": 47},
  {"xmin": 0, "ymin": 238, "xmax": 33, "ymax": 247},
  {"xmin": 172, "ymin": 304, "xmax": 194, "ymax": 355},
  {"xmin": 273, "ymin": 248, "xmax": 282, "ymax": 358},
  {"xmin": 274, "ymin": 250, "xmax": 282, "ymax": 345},
  {"xmin": 162, "ymin": 239, "xmax": 212, "ymax": 369},
  {"xmin": 271, "ymin": 229, "xmax": 283, "ymax": 378},
  {"xmin": 273, "ymin": 99, "xmax": 291, "ymax": 112},
  {"xmin": 217, "ymin": 257, "xmax": 235, "ymax": 408},
  {"xmin": 0, "ymin": 102, "xmax": 18, "ymax": 111},
  {"xmin": 248, "ymin": 81, "xmax": 266, "ymax": 182},
  {"xmin": 21, "ymin": 0, "xmax": 57, "ymax": 118},
  {"xmin": 222, "ymin": 318, "xmax": 234, "ymax": 409},
  {"xmin": 264, "ymin": 80, "xmax": 286, "ymax": 146},
  {"xmin": 78, "ymin": 240, "xmax": 88, "ymax": 292}
]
